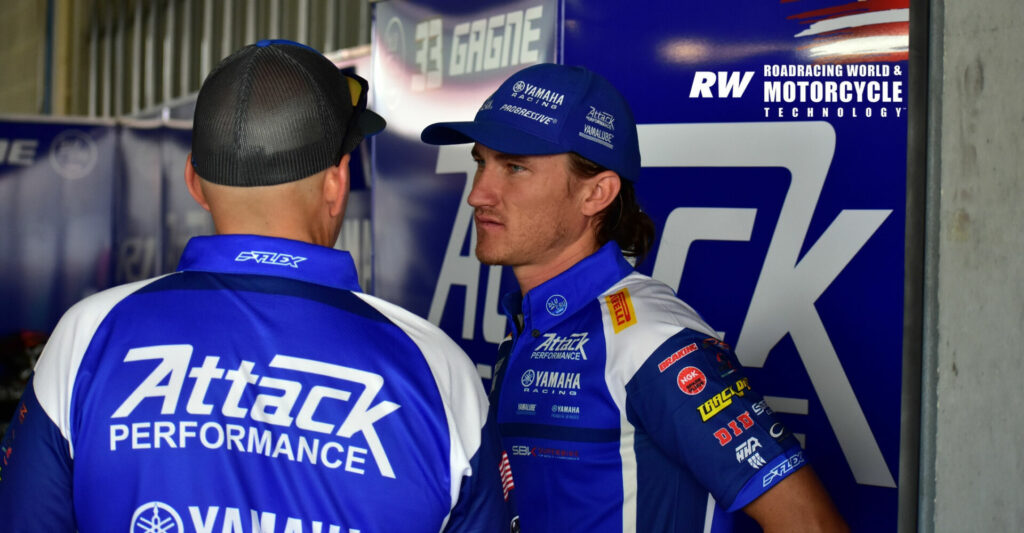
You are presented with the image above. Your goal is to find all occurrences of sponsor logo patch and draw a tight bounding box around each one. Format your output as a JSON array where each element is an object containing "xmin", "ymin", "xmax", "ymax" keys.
[
  {"xmin": 520, "ymin": 369, "xmax": 581, "ymax": 395},
  {"xmin": 531, "ymin": 332, "xmax": 588, "ymax": 361},
  {"xmin": 752, "ymin": 400, "xmax": 774, "ymax": 417},
  {"xmin": 586, "ymin": 106, "xmax": 616, "ymax": 130},
  {"xmin": 516, "ymin": 402, "xmax": 536, "ymax": 415},
  {"xmin": 713, "ymin": 411, "xmax": 755, "ymax": 446},
  {"xmin": 579, "ymin": 123, "xmax": 615, "ymax": 149},
  {"xmin": 235, "ymin": 250, "xmax": 307, "ymax": 268},
  {"xmin": 658, "ymin": 343, "xmax": 698, "ymax": 372},
  {"xmin": 131, "ymin": 502, "xmax": 183, "ymax": 533},
  {"xmin": 605, "ymin": 288, "xmax": 637, "ymax": 333},
  {"xmin": 770, "ymin": 422, "xmax": 791, "ymax": 442},
  {"xmin": 550, "ymin": 404, "xmax": 581, "ymax": 420},
  {"xmin": 511, "ymin": 81, "xmax": 565, "ymax": 108},
  {"xmin": 545, "ymin": 294, "xmax": 568, "ymax": 316},
  {"xmin": 697, "ymin": 377, "xmax": 750, "ymax": 422},
  {"xmin": 762, "ymin": 452, "xmax": 806, "ymax": 487},
  {"xmin": 111, "ymin": 346, "xmax": 400, "ymax": 478},
  {"xmin": 131, "ymin": 501, "xmax": 354, "ymax": 532},
  {"xmin": 677, "ymin": 366, "xmax": 707, "ymax": 395},
  {"xmin": 735, "ymin": 437, "xmax": 767, "ymax": 468}
]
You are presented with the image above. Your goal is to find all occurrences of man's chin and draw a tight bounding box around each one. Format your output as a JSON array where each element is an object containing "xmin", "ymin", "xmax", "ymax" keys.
[{"xmin": 475, "ymin": 248, "xmax": 510, "ymax": 266}]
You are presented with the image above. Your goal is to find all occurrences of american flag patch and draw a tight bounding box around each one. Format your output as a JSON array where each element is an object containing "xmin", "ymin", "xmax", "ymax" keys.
[{"xmin": 499, "ymin": 451, "xmax": 515, "ymax": 501}]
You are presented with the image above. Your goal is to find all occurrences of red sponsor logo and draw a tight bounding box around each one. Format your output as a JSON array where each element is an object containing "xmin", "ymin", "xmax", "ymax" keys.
[
  {"xmin": 658, "ymin": 342, "xmax": 698, "ymax": 372},
  {"xmin": 713, "ymin": 411, "xmax": 755, "ymax": 446},
  {"xmin": 677, "ymin": 366, "xmax": 707, "ymax": 395}
]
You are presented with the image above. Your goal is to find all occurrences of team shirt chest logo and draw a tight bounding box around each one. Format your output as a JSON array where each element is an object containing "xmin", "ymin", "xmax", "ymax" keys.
[
  {"xmin": 530, "ymin": 332, "xmax": 589, "ymax": 361},
  {"xmin": 110, "ymin": 344, "xmax": 401, "ymax": 478},
  {"xmin": 545, "ymin": 294, "xmax": 568, "ymax": 316},
  {"xmin": 520, "ymin": 368, "xmax": 580, "ymax": 395}
]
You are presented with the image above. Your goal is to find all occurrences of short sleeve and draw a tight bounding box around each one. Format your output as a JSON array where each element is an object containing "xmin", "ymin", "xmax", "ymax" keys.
[{"xmin": 624, "ymin": 330, "xmax": 805, "ymax": 510}]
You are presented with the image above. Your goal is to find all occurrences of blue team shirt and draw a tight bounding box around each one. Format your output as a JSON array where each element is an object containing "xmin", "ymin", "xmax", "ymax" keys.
[
  {"xmin": 491, "ymin": 242, "xmax": 805, "ymax": 532},
  {"xmin": 0, "ymin": 234, "xmax": 503, "ymax": 533}
]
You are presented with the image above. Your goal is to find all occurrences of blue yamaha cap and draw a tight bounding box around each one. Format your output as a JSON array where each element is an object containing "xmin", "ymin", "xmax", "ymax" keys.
[{"xmin": 421, "ymin": 63, "xmax": 641, "ymax": 180}]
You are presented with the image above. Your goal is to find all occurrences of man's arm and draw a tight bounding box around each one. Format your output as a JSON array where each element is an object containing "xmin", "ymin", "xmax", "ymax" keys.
[
  {"xmin": 442, "ymin": 416, "xmax": 510, "ymax": 533},
  {"xmin": 743, "ymin": 465, "xmax": 849, "ymax": 533},
  {"xmin": 0, "ymin": 379, "xmax": 76, "ymax": 532}
]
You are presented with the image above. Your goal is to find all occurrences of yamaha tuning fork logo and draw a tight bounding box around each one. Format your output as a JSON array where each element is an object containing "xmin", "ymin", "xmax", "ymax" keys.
[{"xmin": 131, "ymin": 502, "xmax": 183, "ymax": 533}]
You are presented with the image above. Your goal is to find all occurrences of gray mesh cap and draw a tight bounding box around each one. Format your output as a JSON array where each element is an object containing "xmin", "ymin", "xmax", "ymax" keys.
[{"xmin": 190, "ymin": 39, "xmax": 385, "ymax": 187}]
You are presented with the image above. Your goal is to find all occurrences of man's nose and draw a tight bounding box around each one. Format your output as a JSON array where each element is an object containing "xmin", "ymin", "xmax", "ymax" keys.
[{"xmin": 467, "ymin": 168, "xmax": 496, "ymax": 207}]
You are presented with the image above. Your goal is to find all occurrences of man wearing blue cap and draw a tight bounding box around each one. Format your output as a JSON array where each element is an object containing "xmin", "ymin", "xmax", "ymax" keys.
[
  {"xmin": 422, "ymin": 63, "xmax": 847, "ymax": 532},
  {"xmin": 0, "ymin": 40, "xmax": 503, "ymax": 532}
]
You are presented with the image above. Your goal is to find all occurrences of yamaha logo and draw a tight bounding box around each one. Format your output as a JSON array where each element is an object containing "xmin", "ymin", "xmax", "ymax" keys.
[
  {"xmin": 521, "ymin": 369, "xmax": 536, "ymax": 387},
  {"xmin": 513, "ymin": 80, "xmax": 526, "ymax": 93},
  {"xmin": 545, "ymin": 294, "xmax": 568, "ymax": 316},
  {"xmin": 49, "ymin": 129, "xmax": 98, "ymax": 180},
  {"xmin": 131, "ymin": 501, "xmax": 183, "ymax": 533}
]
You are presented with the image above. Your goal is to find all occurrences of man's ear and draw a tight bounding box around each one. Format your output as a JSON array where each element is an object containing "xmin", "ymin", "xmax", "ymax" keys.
[
  {"xmin": 184, "ymin": 153, "xmax": 211, "ymax": 212},
  {"xmin": 580, "ymin": 171, "xmax": 622, "ymax": 217},
  {"xmin": 323, "ymin": 153, "xmax": 352, "ymax": 218}
]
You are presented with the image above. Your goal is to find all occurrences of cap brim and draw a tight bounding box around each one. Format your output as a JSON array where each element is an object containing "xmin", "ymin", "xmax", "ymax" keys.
[
  {"xmin": 358, "ymin": 108, "xmax": 387, "ymax": 138},
  {"xmin": 421, "ymin": 120, "xmax": 566, "ymax": 156}
]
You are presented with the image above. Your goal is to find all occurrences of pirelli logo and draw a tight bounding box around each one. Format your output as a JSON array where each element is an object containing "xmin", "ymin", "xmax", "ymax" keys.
[
  {"xmin": 698, "ymin": 377, "xmax": 750, "ymax": 422},
  {"xmin": 605, "ymin": 288, "xmax": 637, "ymax": 333}
]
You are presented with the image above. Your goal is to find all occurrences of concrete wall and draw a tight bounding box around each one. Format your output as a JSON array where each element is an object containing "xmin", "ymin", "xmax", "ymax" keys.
[{"xmin": 928, "ymin": 0, "xmax": 1024, "ymax": 530}]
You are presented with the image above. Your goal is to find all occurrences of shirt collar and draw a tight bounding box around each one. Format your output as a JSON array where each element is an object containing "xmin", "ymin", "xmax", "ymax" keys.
[
  {"xmin": 502, "ymin": 241, "xmax": 634, "ymax": 333},
  {"xmin": 177, "ymin": 234, "xmax": 362, "ymax": 292}
]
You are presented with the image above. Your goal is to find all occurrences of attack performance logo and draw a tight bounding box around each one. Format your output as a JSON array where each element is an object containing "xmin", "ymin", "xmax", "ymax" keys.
[{"xmin": 110, "ymin": 346, "xmax": 402, "ymax": 479}]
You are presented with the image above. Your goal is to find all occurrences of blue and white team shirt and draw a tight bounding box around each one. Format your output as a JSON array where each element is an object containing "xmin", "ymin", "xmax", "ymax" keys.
[
  {"xmin": 0, "ymin": 234, "xmax": 503, "ymax": 533},
  {"xmin": 491, "ymin": 242, "xmax": 806, "ymax": 532}
]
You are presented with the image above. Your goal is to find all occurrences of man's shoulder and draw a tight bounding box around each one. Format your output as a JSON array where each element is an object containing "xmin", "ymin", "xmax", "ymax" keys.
[
  {"xmin": 600, "ymin": 271, "xmax": 716, "ymax": 338},
  {"xmin": 59, "ymin": 274, "xmax": 173, "ymax": 325},
  {"xmin": 349, "ymin": 292, "xmax": 472, "ymax": 360},
  {"xmin": 351, "ymin": 293, "xmax": 449, "ymax": 336}
]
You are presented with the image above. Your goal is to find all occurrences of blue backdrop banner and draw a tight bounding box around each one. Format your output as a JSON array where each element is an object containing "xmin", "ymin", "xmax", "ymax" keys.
[
  {"xmin": 0, "ymin": 118, "xmax": 118, "ymax": 336},
  {"xmin": 371, "ymin": 0, "xmax": 910, "ymax": 530}
]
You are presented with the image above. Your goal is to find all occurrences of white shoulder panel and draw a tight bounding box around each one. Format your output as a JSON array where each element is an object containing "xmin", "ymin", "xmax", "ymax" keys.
[
  {"xmin": 353, "ymin": 292, "xmax": 487, "ymax": 512},
  {"xmin": 598, "ymin": 272, "xmax": 719, "ymax": 532},
  {"xmin": 31, "ymin": 275, "xmax": 171, "ymax": 458},
  {"xmin": 600, "ymin": 271, "xmax": 718, "ymax": 404}
]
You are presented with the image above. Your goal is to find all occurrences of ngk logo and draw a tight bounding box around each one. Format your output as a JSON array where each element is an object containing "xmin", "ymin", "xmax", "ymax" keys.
[
  {"xmin": 112, "ymin": 345, "xmax": 401, "ymax": 478},
  {"xmin": 676, "ymin": 366, "xmax": 707, "ymax": 395}
]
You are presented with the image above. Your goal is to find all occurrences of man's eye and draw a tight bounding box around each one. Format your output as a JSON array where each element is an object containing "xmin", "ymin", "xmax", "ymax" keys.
[{"xmin": 509, "ymin": 164, "xmax": 526, "ymax": 173}]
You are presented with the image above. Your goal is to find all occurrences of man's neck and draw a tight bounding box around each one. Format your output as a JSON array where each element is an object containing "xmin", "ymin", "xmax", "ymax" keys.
[{"xmin": 513, "ymin": 238, "xmax": 600, "ymax": 296}]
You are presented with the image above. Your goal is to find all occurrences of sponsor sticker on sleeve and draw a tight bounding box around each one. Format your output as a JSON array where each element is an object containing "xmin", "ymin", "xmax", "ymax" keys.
[
  {"xmin": 677, "ymin": 366, "xmax": 707, "ymax": 395},
  {"xmin": 605, "ymin": 288, "xmax": 637, "ymax": 333},
  {"xmin": 658, "ymin": 342, "xmax": 698, "ymax": 372}
]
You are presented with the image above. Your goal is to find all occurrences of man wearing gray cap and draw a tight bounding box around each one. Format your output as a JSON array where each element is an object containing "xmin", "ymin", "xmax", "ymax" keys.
[
  {"xmin": 0, "ymin": 40, "xmax": 503, "ymax": 533},
  {"xmin": 422, "ymin": 62, "xmax": 847, "ymax": 532}
]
